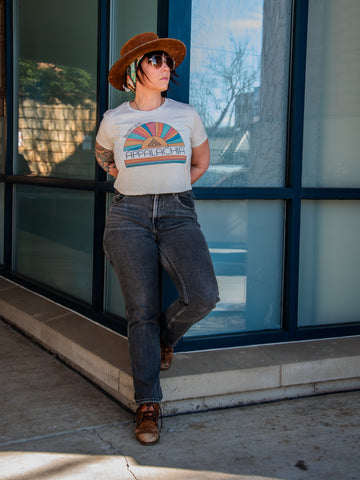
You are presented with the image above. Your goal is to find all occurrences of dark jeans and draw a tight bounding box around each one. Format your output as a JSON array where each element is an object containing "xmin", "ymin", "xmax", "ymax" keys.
[{"xmin": 103, "ymin": 190, "xmax": 219, "ymax": 404}]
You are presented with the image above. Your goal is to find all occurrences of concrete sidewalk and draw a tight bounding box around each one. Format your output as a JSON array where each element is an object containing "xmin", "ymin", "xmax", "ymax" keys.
[{"xmin": 0, "ymin": 318, "xmax": 359, "ymax": 480}]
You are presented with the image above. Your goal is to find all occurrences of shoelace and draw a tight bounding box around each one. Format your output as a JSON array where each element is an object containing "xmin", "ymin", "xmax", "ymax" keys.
[{"xmin": 135, "ymin": 403, "xmax": 163, "ymax": 430}]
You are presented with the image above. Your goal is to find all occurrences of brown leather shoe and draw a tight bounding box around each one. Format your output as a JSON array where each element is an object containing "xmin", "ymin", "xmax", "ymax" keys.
[
  {"xmin": 135, "ymin": 403, "xmax": 160, "ymax": 445},
  {"xmin": 160, "ymin": 339, "xmax": 174, "ymax": 371}
]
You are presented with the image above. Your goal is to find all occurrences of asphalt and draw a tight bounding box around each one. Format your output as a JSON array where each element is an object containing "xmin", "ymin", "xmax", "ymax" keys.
[{"xmin": 1, "ymin": 318, "xmax": 359, "ymax": 480}]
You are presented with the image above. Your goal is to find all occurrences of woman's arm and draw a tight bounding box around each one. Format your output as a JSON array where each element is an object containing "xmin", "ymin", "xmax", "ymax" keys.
[
  {"xmin": 190, "ymin": 139, "xmax": 210, "ymax": 184},
  {"xmin": 95, "ymin": 141, "xmax": 119, "ymax": 178}
]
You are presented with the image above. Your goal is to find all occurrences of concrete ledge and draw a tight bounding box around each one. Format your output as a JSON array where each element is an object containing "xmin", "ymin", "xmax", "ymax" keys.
[{"xmin": 1, "ymin": 276, "xmax": 359, "ymax": 415}]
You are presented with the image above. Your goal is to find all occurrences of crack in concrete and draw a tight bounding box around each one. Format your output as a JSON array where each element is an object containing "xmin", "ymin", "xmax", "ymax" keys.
[
  {"xmin": 124, "ymin": 456, "xmax": 139, "ymax": 480},
  {"xmin": 92, "ymin": 429, "xmax": 139, "ymax": 480},
  {"xmin": 93, "ymin": 429, "xmax": 139, "ymax": 480},
  {"xmin": 93, "ymin": 429, "xmax": 121, "ymax": 456}
]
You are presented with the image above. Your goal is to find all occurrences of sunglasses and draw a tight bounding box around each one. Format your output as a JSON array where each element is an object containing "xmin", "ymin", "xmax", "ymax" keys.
[{"xmin": 146, "ymin": 53, "xmax": 176, "ymax": 71}]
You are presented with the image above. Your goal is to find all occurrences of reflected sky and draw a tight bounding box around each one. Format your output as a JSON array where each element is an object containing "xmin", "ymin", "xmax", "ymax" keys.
[
  {"xmin": 190, "ymin": 0, "xmax": 264, "ymax": 129},
  {"xmin": 190, "ymin": 0, "xmax": 263, "ymax": 78},
  {"xmin": 189, "ymin": 0, "xmax": 291, "ymax": 190}
]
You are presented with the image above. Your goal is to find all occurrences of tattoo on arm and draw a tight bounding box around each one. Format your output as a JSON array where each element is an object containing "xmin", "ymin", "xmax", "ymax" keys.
[{"xmin": 95, "ymin": 142, "xmax": 117, "ymax": 175}]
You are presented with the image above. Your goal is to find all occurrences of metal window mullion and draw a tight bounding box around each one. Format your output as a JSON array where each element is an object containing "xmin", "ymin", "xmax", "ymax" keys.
[
  {"xmin": 301, "ymin": 188, "xmax": 360, "ymax": 200},
  {"xmin": 3, "ymin": 0, "xmax": 15, "ymax": 271},
  {"xmin": 157, "ymin": 0, "xmax": 169, "ymax": 38},
  {"xmin": 92, "ymin": 0, "xmax": 110, "ymax": 313},
  {"xmin": 193, "ymin": 187, "xmax": 294, "ymax": 200},
  {"xmin": 283, "ymin": 0, "xmax": 309, "ymax": 339}
]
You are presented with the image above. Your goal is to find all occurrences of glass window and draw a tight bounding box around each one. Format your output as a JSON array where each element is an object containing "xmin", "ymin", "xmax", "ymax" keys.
[
  {"xmin": 104, "ymin": 261, "xmax": 126, "ymax": 319},
  {"xmin": 302, "ymin": 0, "xmax": 360, "ymax": 187},
  {"xmin": 15, "ymin": 0, "xmax": 98, "ymax": 179},
  {"xmin": 104, "ymin": 0, "xmax": 157, "ymax": 316},
  {"xmin": 13, "ymin": 185, "xmax": 94, "ymax": 303},
  {"xmin": 104, "ymin": 195, "xmax": 126, "ymax": 318},
  {"xmin": 186, "ymin": 200, "xmax": 284, "ymax": 336},
  {"xmin": 104, "ymin": 197, "xmax": 285, "ymax": 334},
  {"xmin": 189, "ymin": 0, "xmax": 292, "ymax": 187},
  {"xmin": 298, "ymin": 200, "xmax": 360, "ymax": 326},
  {"xmin": 0, "ymin": 182, "xmax": 4, "ymax": 264},
  {"xmin": 108, "ymin": 0, "xmax": 157, "ymax": 109},
  {"xmin": 0, "ymin": 0, "xmax": 5, "ymax": 175}
]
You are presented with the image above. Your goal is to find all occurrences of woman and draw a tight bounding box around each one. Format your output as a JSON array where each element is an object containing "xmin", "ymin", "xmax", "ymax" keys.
[{"xmin": 95, "ymin": 32, "xmax": 219, "ymax": 445}]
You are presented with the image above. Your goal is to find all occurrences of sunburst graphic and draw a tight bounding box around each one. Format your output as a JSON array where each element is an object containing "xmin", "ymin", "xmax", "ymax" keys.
[
  {"xmin": 124, "ymin": 122, "xmax": 184, "ymax": 151},
  {"xmin": 123, "ymin": 122, "xmax": 187, "ymax": 168}
]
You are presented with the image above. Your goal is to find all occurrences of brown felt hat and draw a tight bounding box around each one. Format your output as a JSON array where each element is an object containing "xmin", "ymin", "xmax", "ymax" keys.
[{"xmin": 108, "ymin": 32, "xmax": 186, "ymax": 91}]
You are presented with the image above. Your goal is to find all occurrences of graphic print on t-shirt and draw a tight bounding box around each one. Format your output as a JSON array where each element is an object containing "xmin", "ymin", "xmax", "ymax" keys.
[{"xmin": 123, "ymin": 122, "xmax": 186, "ymax": 168}]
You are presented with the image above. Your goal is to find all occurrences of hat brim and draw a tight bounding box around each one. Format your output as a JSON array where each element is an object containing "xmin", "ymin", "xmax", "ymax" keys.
[{"xmin": 108, "ymin": 38, "xmax": 186, "ymax": 91}]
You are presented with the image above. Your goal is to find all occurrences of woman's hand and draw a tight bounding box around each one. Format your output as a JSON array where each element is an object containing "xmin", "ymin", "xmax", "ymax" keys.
[
  {"xmin": 95, "ymin": 141, "xmax": 119, "ymax": 178},
  {"xmin": 190, "ymin": 139, "xmax": 210, "ymax": 184}
]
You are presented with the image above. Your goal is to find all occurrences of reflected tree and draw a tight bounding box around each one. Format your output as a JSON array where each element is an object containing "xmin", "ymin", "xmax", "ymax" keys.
[
  {"xmin": 191, "ymin": 37, "xmax": 258, "ymax": 130},
  {"xmin": 17, "ymin": 59, "xmax": 97, "ymax": 177},
  {"xmin": 212, "ymin": 39, "xmax": 257, "ymax": 129},
  {"xmin": 19, "ymin": 59, "xmax": 96, "ymax": 106}
]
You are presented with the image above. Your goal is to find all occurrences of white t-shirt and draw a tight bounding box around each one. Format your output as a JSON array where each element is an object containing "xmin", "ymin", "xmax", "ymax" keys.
[{"xmin": 96, "ymin": 98, "xmax": 207, "ymax": 195}]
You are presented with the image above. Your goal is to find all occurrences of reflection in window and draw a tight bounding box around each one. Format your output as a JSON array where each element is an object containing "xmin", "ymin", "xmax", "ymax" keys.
[
  {"xmin": 0, "ymin": 0, "xmax": 5, "ymax": 174},
  {"xmin": 298, "ymin": 200, "xmax": 360, "ymax": 326},
  {"xmin": 186, "ymin": 200, "xmax": 284, "ymax": 336},
  {"xmin": 0, "ymin": 182, "xmax": 3, "ymax": 264},
  {"xmin": 302, "ymin": 0, "xmax": 360, "ymax": 187},
  {"xmin": 15, "ymin": 0, "xmax": 98, "ymax": 178},
  {"xmin": 104, "ymin": 0, "xmax": 158, "ymax": 316},
  {"xmin": 104, "ymin": 195, "xmax": 126, "ymax": 319},
  {"xmin": 108, "ymin": 0, "xmax": 158, "ymax": 109},
  {"xmin": 13, "ymin": 185, "xmax": 94, "ymax": 303},
  {"xmin": 189, "ymin": 0, "xmax": 291, "ymax": 187},
  {"xmin": 0, "ymin": 0, "xmax": 5, "ymax": 264}
]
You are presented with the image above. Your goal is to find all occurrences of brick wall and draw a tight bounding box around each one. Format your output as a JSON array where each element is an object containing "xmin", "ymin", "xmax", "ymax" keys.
[{"xmin": 18, "ymin": 99, "xmax": 97, "ymax": 177}]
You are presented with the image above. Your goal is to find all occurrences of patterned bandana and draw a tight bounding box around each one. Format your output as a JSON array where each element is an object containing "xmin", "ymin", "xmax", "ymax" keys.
[{"xmin": 124, "ymin": 56, "xmax": 144, "ymax": 92}]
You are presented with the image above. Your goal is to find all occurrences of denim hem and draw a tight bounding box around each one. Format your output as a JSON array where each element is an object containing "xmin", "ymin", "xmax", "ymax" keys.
[{"xmin": 135, "ymin": 398, "xmax": 162, "ymax": 405}]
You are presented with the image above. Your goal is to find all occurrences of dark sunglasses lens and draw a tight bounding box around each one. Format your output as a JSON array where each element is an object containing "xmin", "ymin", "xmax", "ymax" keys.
[
  {"xmin": 153, "ymin": 55, "xmax": 164, "ymax": 68},
  {"xmin": 166, "ymin": 56, "xmax": 175, "ymax": 70},
  {"xmin": 151, "ymin": 55, "xmax": 175, "ymax": 70}
]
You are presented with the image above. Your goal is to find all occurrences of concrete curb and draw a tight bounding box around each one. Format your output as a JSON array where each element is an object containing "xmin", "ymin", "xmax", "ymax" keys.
[{"xmin": 1, "ymin": 276, "xmax": 359, "ymax": 415}]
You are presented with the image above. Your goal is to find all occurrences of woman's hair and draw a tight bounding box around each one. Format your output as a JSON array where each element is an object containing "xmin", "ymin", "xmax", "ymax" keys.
[{"xmin": 135, "ymin": 50, "xmax": 179, "ymax": 89}]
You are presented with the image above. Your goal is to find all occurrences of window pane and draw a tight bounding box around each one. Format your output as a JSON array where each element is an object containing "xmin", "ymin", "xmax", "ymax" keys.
[
  {"xmin": 104, "ymin": 1, "xmax": 157, "ymax": 314},
  {"xmin": 189, "ymin": 0, "xmax": 292, "ymax": 187},
  {"xmin": 104, "ymin": 195, "xmax": 126, "ymax": 318},
  {"xmin": 108, "ymin": 0, "xmax": 157, "ymax": 109},
  {"xmin": 104, "ymin": 260, "xmax": 126, "ymax": 319},
  {"xmin": 0, "ymin": 182, "xmax": 4, "ymax": 264},
  {"xmin": 13, "ymin": 185, "xmax": 94, "ymax": 303},
  {"xmin": 186, "ymin": 200, "xmax": 284, "ymax": 336},
  {"xmin": 298, "ymin": 201, "xmax": 360, "ymax": 326},
  {"xmin": 15, "ymin": 0, "xmax": 98, "ymax": 178},
  {"xmin": 0, "ymin": 0, "xmax": 5, "ymax": 174},
  {"xmin": 302, "ymin": 0, "xmax": 360, "ymax": 187}
]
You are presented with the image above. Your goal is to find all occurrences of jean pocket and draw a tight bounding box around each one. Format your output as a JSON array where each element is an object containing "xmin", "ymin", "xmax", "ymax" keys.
[
  {"xmin": 174, "ymin": 190, "xmax": 195, "ymax": 210},
  {"xmin": 112, "ymin": 192, "xmax": 126, "ymax": 204}
]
